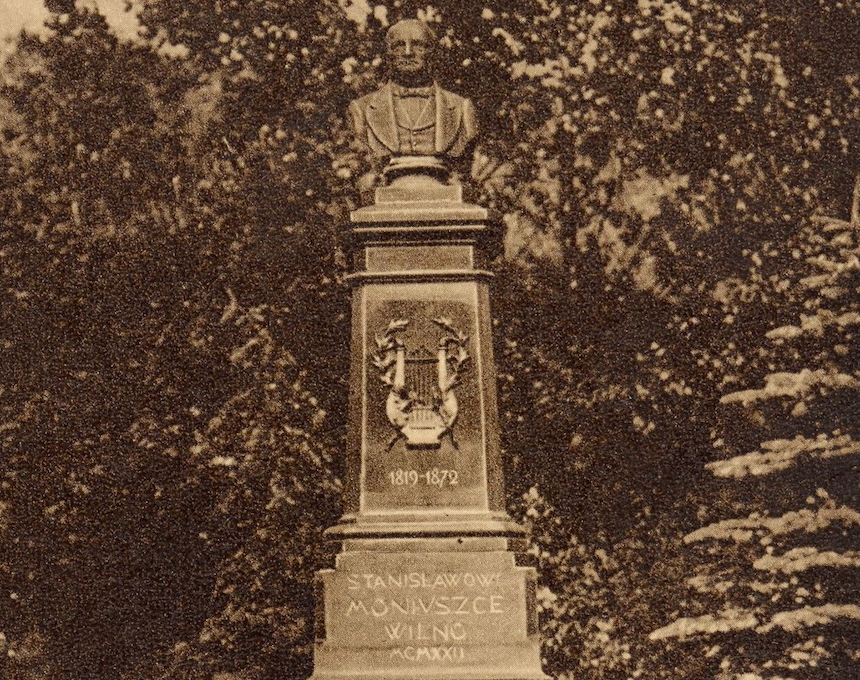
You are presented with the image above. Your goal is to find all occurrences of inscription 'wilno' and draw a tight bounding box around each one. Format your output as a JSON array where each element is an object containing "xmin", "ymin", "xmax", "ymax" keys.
[{"xmin": 385, "ymin": 622, "xmax": 466, "ymax": 642}]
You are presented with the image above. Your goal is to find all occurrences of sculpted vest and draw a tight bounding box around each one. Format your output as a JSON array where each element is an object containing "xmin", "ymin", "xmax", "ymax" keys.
[{"xmin": 348, "ymin": 82, "xmax": 477, "ymax": 159}]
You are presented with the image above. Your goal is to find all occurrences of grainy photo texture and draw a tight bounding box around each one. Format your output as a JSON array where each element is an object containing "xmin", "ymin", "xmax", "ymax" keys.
[{"xmin": 1, "ymin": 3, "xmax": 859, "ymax": 680}]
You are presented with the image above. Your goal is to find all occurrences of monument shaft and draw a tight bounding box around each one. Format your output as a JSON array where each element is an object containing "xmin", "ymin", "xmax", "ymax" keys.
[{"xmin": 329, "ymin": 185, "xmax": 519, "ymax": 539}]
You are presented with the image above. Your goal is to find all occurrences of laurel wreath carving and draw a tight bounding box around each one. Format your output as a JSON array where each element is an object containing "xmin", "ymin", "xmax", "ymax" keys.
[
  {"xmin": 372, "ymin": 318, "xmax": 410, "ymax": 395},
  {"xmin": 371, "ymin": 317, "xmax": 470, "ymax": 401}
]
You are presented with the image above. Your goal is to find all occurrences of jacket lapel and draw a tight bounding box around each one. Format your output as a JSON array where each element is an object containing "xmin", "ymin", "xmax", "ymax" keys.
[
  {"xmin": 365, "ymin": 83, "xmax": 399, "ymax": 153},
  {"xmin": 435, "ymin": 84, "xmax": 462, "ymax": 153}
]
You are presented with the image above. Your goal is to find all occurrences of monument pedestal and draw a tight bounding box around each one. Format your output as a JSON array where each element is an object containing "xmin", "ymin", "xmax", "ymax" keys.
[
  {"xmin": 312, "ymin": 538, "xmax": 544, "ymax": 680},
  {"xmin": 311, "ymin": 174, "xmax": 548, "ymax": 680}
]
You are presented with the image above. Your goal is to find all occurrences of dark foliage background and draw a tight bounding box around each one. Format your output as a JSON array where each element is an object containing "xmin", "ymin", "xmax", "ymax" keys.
[{"xmin": 1, "ymin": 1, "xmax": 858, "ymax": 679}]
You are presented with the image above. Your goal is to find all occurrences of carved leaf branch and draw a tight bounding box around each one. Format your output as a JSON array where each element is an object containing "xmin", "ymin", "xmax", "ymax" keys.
[
  {"xmin": 432, "ymin": 317, "xmax": 470, "ymax": 392},
  {"xmin": 372, "ymin": 319, "xmax": 410, "ymax": 388}
]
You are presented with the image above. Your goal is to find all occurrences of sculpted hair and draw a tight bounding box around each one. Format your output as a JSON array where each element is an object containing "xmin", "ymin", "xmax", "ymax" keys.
[{"xmin": 384, "ymin": 19, "xmax": 438, "ymax": 45}]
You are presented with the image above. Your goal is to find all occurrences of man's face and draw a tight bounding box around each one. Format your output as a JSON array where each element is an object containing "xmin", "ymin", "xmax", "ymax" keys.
[{"xmin": 386, "ymin": 21, "xmax": 432, "ymax": 80}]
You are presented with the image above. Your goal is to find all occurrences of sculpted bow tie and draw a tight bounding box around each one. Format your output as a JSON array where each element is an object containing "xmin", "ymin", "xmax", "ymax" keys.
[{"xmin": 393, "ymin": 86, "xmax": 433, "ymax": 98}]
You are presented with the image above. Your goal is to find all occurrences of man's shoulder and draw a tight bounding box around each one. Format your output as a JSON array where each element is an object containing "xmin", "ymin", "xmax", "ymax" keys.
[
  {"xmin": 436, "ymin": 85, "xmax": 473, "ymax": 109},
  {"xmin": 351, "ymin": 85, "xmax": 391, "ymax": 111}
]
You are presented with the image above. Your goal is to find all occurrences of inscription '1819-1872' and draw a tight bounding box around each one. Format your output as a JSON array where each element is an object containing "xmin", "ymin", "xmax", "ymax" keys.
[{"xmin": 343, "ymin": 570, "xmax": 506, "ymax": 663}]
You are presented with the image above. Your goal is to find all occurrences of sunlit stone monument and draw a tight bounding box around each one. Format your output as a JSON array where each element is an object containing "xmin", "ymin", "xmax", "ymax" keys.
[{"xmin": 310, "ymin": 19, "xmax": 549, "ymax": 680}]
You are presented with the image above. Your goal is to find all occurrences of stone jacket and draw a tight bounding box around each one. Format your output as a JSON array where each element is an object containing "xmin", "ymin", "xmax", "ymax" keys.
[{"xmin": 348, "ymin": 82, "xmax": 477, "ymax": 159}]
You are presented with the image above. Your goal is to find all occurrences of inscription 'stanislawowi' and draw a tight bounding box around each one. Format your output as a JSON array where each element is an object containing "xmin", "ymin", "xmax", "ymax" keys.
[{"xmin": 347, "ymin": 571, "xmax": 501, "ymax": 590}]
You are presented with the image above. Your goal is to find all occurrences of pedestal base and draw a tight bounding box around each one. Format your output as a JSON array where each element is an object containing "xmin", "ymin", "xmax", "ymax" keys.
[
  {"xmin": 324, "ymin": 512, "xmax": 525, "ymax": 540},
  {"xmin": 311, "ymin": 539, "xmax": 549, "ymax": 680}
]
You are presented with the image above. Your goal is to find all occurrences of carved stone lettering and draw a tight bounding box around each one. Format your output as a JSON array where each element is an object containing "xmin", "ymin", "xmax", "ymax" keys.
[
  {"xmin": 344, "ymin": 594, "xmax": 506, "ymax": 618},
  {"xmin": 384, "ymin": 622, "xmax": 467, "ymax": 642},
  {"xmin": 346, "ymin": 571, "xmax": 501, "ymax": 590},
  {"xmin": 338, "ymin": 569, "xmax": 510, "ymax": 662},
  {"xmin": 388, "ymin": 646, "xmax": 467, "ymax": 663}
]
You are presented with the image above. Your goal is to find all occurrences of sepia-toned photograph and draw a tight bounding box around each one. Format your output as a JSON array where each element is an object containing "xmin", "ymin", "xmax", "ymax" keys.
[{"xmin": 1, "ymin": 2, "xmax": 858, "ymax": 679}]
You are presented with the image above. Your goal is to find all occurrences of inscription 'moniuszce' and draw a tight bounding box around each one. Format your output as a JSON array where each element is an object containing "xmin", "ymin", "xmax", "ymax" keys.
[{"xmin": 346, "ymin": 594, "xmax": 505, "ymax": 617}]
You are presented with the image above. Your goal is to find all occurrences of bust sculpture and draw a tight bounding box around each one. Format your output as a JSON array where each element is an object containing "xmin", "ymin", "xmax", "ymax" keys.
[{"xmin": 348, "ymin": 19, "xmax": 477, "ymax": 182}]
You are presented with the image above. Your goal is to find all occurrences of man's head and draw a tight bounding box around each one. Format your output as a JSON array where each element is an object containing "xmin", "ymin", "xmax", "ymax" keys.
[{"xmin": 385, "ymin": 19, "xmax": 436, "ymax": 86}]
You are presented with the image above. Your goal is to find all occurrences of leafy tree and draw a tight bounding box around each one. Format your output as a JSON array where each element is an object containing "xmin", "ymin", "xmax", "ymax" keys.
[
  {"xmin": 2, "ymin": 1, "xmax": 860, "ymax": 679},
  {"xmin": 1, "ymin": 3, "xmax": 352, "ymax": 677},
  {"xmin": 650, "ymin": 193, "xmax": 860, "ymax": 679},
  {"xmin": 461, "ymin": 0, "xmax": 860, "ymax": 515}
]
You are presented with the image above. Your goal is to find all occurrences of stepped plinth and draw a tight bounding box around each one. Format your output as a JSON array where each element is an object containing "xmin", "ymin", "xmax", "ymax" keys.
[{"xmin": 309, "ymin": 170, "xmax": 548, "ymax": 680}]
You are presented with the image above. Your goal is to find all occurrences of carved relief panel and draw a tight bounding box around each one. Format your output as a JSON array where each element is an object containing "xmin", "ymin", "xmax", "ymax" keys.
[{"xmin": 358, "ymin": 282, "xmax": 490, "ymax": 513}]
